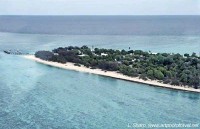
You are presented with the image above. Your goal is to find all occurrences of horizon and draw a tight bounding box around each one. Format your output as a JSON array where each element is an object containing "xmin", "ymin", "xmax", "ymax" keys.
[{"xmin": 1, "ymin": 15, "xmax": 200, "ymax": 16}]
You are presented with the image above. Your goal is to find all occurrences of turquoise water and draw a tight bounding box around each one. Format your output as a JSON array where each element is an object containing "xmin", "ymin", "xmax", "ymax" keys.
[
  {"xmin": 0, "ymin": 32, "xmax": 200, "ymax": 129},
  {"xmin": 0, "ymin": 32, "xmax": 199, "ymax": 54}
]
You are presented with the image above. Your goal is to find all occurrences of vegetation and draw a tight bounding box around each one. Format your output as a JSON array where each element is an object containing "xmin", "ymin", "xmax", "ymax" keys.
[{"xmin": 35, "ymin": 46, "xmax": 200, "ymax": 89}]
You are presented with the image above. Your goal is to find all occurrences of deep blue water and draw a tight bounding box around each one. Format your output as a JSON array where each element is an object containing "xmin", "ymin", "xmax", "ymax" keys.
[
  {"xmin": 1, "ymin": 15, "xmax": 200, "ymax": 35},
  {"xmin": 0, "ymin": 16, "xmax": 200, "ymax": 129}
]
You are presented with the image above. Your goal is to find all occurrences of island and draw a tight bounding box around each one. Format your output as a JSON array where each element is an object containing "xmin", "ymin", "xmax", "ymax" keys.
[{"xmin": 24, "ymin": 46, "xmax": 200, "ymax": 92}]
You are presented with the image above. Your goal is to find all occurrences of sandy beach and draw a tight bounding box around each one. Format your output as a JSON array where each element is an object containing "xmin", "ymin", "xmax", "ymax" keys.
[{"xmin": 23, "ymin": 55, "xmax": 200, "ymax": 93}]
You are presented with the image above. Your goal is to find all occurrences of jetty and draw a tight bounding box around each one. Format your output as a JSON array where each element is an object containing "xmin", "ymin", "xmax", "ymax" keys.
[{"xmin": 3, "ymin": 50, "xmax": 30, "ymax": 55}]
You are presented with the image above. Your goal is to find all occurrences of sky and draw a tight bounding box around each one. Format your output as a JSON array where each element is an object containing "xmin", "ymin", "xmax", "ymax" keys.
[{"xmin": 0, "ymin": 0, "xmax": 200, "ymax": 15}]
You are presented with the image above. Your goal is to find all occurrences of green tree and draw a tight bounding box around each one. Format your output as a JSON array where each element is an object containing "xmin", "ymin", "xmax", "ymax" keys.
[
  {"xmin": 147, "ymin": 70, "xmax": 154, "ymax": 79},
  {"xmin": 166, "ymin": 71, "xmax": 172, "ymax": 78},
  {"xmin": 180, "ymin": 73, "xmax": 188, "ymax": 83},
  {"xmin": 154, "ymin": 69, "xmax": 164, "ymax": 80}
]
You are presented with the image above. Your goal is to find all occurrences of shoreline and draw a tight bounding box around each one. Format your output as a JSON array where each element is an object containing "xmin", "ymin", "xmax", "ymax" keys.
[{"xmin": 23, "ymin": 55, "xmax": 200, "ymax": 93}]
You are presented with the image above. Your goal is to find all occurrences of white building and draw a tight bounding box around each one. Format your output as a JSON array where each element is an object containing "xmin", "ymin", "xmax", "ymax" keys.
[{"xmin": 101, "ymin": 53, "xmax": 108, "ymax": 56}]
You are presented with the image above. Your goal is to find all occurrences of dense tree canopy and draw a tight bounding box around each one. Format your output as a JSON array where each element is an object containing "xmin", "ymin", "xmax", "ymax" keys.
[
  {"xmin": 35, "ymin": 51, "xmax": 54, "ymax": 60},
  {"xmin": 35, "ymin": 46, "xmax": 200, "ymax": 89}
]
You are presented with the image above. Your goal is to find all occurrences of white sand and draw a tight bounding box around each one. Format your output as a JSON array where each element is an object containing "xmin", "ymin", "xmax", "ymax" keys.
[{"xmin": 24, "ymin": 55, "xmax": 200, "ymax": 93}]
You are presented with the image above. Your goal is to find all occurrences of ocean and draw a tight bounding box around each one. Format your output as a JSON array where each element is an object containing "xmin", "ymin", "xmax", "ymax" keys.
[
  {"xmin": 0, "ymin": 16, "xmax": 200, "ymax": 129},
  {"xmin": 1, "ymin": 15, "xmax": 200, "ymax": 35}
]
